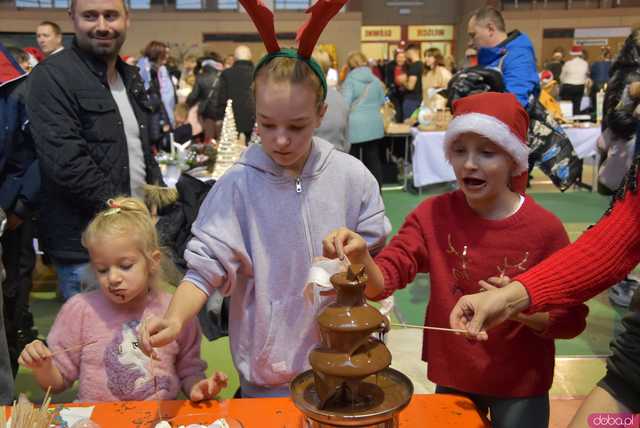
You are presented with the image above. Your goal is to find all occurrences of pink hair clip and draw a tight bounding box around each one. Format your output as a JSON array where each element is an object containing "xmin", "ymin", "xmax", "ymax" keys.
[{"xmin": 104, "ymin": 199, "xmax": 122, "ymax": 216}]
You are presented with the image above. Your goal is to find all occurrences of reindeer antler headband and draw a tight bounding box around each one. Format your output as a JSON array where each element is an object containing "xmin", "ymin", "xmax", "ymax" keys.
[{"xmin": 239, "ymin": 0, "xmax": 347, "ymax": 100}]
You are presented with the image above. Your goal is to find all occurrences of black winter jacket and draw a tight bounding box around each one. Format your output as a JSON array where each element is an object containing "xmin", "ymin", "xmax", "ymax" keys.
[
  {"xmin": 0, "ymin": 75, "xmax": 40, "ymax": 220},
  {"xmin": 156, "ymin": 173, "xmax": 214, "ymax": 272},
  {"xmin": 27, "ymin": 40, "xmax": 163, "ymax": 263},
  {"xmin": 602, "ymin": 31, "xmax": 640, "ymax": 141},
  {"xmin": 186, "ymin": 66, "xmax": 220, "ymax": 117},
  {"xmin": 212, "ymin": 60, "xmax": 255, "ymax": 135}
]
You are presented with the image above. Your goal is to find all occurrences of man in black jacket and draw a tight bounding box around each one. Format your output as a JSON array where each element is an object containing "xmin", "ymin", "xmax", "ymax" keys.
[
  {"xmin": 27, "ymin": 0, "xmax": 163, "ymax": 301},
  {"xmin": 0, "ymin": 42, "xmax": 27, "ymax": 405},
  {"xmin": 186, "ymin": 56, "xmax": 222, "ymax": 141},
  {"xmin": 213, "ymin": 45, "xmax": 255, "ymax": 139},
  {"xmin": 0, "ymin": 45, "xmax": 40, "ymax": 380}
]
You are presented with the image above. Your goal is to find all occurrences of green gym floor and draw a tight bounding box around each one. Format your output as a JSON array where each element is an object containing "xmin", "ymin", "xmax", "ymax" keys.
[{"xmin": 15, "ymin": 167, "xmax": 625, "ymax": 427}]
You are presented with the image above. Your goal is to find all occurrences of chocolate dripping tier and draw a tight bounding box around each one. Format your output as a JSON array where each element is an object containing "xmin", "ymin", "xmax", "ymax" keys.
[
  {"xmin": 310, "ymin": 264, "xmax": 391, "ymax": 409},
  {"xmin": 290, "ymin": 265, "xmax": 412, "ymax": 427}
]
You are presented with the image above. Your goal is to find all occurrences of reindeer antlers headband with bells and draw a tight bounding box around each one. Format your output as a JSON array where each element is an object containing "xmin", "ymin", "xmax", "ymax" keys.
[{"xmin": 239, "ymin": 0, "xmax": 348, "ymax": 100}]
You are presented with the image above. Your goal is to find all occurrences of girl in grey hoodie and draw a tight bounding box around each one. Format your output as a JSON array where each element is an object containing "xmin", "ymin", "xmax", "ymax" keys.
[{"xmin": 142, "ymin": 55, "xmax": 390, "ymax": 398}]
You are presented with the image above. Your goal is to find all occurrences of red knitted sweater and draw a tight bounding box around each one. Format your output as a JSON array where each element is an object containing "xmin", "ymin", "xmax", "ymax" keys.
[
  {"xmin": 518, "ymin": 174, "xmax": 640, "ymax": 312},
  {"xmin": 375, "ymin": 190, "xmax": 588, "ymax": 397}
]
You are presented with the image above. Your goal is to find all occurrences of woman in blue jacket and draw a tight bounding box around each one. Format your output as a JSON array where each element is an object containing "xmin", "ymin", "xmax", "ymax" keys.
[{"xmin": 342, "ymin": 51, "xmax": 386, "ymax": 189}]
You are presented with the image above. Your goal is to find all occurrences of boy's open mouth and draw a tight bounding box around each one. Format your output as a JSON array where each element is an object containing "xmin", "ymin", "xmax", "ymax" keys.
[{"xmin": 463, "ymin": 177, "xmax": 486, "ymax": 188}]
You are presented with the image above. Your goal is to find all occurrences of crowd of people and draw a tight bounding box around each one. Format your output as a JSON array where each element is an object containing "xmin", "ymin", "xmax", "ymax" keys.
[
  {"xmin": 542, "ymin": 45, "xmax": 613, "ymax": 117},
  {"xmin": 0, "ymin": 0, "xmax": 639, "ymax": 426}
]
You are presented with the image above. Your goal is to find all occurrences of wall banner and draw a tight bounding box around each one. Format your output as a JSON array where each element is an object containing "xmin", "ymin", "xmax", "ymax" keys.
[
  {"xmin": 361, "ymin": 26, "xmax": 401, "ymax": 42},
  {"xmin": 575, "ymin": 38, "xmax": 609, "ymax": 46},
  {"xmin": 408, "ymin": 25, "xmax": 454, "ymax": 41}
]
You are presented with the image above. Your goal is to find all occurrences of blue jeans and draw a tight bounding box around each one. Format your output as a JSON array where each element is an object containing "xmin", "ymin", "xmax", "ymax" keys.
[
  {"xmin": 435, "ymin": 385, "xmax": 549, "ymax": 428},
  {"xmin": 53, "ymin": 260, "xmax": 89, "ymax": 301}
]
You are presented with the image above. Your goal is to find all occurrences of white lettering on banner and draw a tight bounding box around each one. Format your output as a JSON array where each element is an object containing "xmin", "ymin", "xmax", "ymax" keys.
[
  {"xmin": 575, "ymin": 39, "xmax": 609, "ymax": 47},
  {"xmin": 575, "ymin": 27, "xmax": 630, "ymax": 38}
]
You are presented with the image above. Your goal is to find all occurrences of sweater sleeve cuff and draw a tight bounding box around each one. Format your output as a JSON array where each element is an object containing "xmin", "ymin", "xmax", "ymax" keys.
[
  {"xmin": 515, "ymin": 273, "xmax": 543, "ymax": 313},
  {"xmin": 532, "ymin": 310, "xmax": 558, "ymax": 339},
  {"xmin": 536, "ymin": 305, "xmax": 588, "ymax": 340},
  {"xmin": 184, "ymin": 270, "xmax": 212, "ymax": 297},
  {"xmin": 369, "ymin": 261, "xmax": 400, "ymax": 301},
  {"xmin": 181, "ymin": 374, "xmax": 207, "ymax": 397}
]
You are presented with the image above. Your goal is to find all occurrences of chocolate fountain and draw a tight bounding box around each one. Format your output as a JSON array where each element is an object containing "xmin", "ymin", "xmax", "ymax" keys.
[{"xmin": 290, "ymin": 265, "xmax": 413, "ymax": 427}]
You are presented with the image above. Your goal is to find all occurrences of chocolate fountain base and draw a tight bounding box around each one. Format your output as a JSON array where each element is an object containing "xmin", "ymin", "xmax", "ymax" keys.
[{"xmin": 290, "ymin": 368, "xmax": 413, "ymax": 427}]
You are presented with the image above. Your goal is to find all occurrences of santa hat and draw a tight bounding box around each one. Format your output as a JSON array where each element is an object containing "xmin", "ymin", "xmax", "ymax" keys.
[
  {"xmin": 540, "ymin": 69, "xmax": 553, "ymax": 84},
  {"xmin": 23, "ymin": 47, "xmax": 44, "ymax": 63},
  {"xmin": 444, "ymin": 92, "xmax": 530, "ymax": 193},
  {"xmin": 569, "ymin": 45, "xmax": 583, "ymax": 56}
]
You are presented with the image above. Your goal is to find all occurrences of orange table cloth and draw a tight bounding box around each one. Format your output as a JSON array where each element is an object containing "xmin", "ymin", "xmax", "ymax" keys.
[{"xmin": 8, "ymin": 394, "xmax": 488, "ymax": 427}]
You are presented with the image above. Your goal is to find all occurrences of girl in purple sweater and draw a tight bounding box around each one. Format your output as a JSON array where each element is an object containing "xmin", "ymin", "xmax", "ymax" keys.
[{"xmin": 18, "ymin": 197, "xmax": 227, "ymax": 402}]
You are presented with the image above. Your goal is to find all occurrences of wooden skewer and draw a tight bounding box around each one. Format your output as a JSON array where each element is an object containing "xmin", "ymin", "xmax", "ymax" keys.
[
  {"xmin": 332, "ymin": 236, "xmax": 351, "ymax": 266},
  {"xmin": 391, "ymin": 323, "xmax": 467, "ymax": 334},
  {"xmin": 393, "ymin": 295, "xmax": 530, "ymax": 335},
  {"xmin": 142, "ymin": 317, "xmax": 162, "ymax": 422},
  {"xmin": 6, "ymin": 387, "xmax": 52, "ymax": 428},
  {"xmin": 343, "ymin": 254, "xmax": 351, "ymax": 266},
  {"xmin": 39, "ymin": 387, "xmax": 53, "ymax": 427}
]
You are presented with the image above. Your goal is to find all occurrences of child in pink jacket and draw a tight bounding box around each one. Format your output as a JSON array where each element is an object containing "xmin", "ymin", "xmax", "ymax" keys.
[{"xmin": 19, "ymin": 197, "xmax": 227, "ymax": 402}]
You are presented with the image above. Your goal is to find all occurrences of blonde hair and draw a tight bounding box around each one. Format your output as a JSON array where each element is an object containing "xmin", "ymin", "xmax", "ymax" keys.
[
  {"xmin": 174, "ymin": 103, "xmax": 189, "ymax": 124},
  {"xmin": 346, "ymin": 51, "xmax": 368, "ymax": 70},
  {"xmin": 254, "ymin": 56, "xmax": 324, "ymax": 111},
  {"xmin": 82, "ymin": 196, "xmax": 160, "ymax": 269},
  {"xmin": 183, "ymin": 54, "xmax": 197, "ymax": 65},
  {"xmin": 312, "ymin": 48, "xmax": 332, "ymax": 76}
]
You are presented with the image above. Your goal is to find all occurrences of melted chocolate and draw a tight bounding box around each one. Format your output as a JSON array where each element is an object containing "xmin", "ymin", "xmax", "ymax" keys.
[
  {"xmin": 307, "ymin": 265, "xmax": 393, "ymax": 409},
  {"xmin": 291, "ymin": 368, "xmax": 413, "ymax": 423},
  {"xmin": 290, "ymin": 264, "xmax": 413, "ymax": 425}
]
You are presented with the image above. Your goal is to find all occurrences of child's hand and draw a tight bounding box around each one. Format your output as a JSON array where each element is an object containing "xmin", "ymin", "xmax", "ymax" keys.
[
  {"xmin": 189, "ymin": 372, "xmax": 229, "ymax": 402},
  {"xmin": 478, "ymin": 276, "xmax": 531, "ymax": 324},
  {"xmin": 139, "ymin": 316, "xmax": 182, "ymax": 358},
  {"xmin": 478, "ymin": 276, "xmax": 511, "ymax": 292},
  {"xmin": 323, "ymin": 228, "xmax": 369, "ymax": 265},
  {"xmin": 18, "ymin": 340, "xmax": 53, "ymax": 370}
]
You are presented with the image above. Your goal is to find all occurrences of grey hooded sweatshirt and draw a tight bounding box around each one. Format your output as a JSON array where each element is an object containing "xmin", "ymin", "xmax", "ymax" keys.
[{"xmin": 184, "ymin": 137, "xmax": 390, "ymax": 397}]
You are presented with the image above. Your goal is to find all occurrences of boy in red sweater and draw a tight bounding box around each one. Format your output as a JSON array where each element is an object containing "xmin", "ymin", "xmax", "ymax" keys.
[
  {"xmin": 325, "ymin": 92, "xmax": 588, "ymax": 428},
  {"xmin": 450, "ymin": 134, "xmax": 640, "ymax": 419}
]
